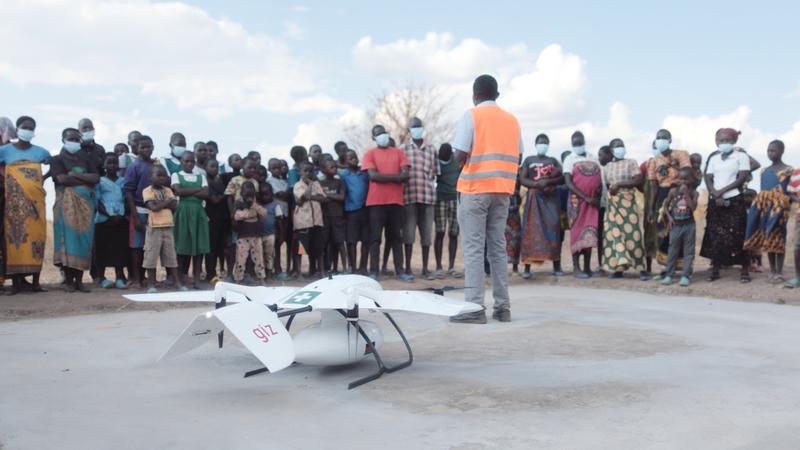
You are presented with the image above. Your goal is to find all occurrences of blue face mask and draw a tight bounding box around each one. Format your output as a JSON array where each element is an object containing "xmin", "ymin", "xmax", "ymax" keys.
[
  {"xmin": 652, "ymin": 148, "xmax": 661, "ymax": 157},
  {"xmin": 374, "ymin": 133, "xmax": 390, "ymax": 148},
  {"xmin": 63, "ymin": 140, "xmax": 82, "ymax": 153},
  {"xmin": 613, "ymin": 147, "xmax": 627, "ymax": 159},
  {"xmin": 718, "ymin": 143, "xmax": 735, "ymax": 154},
  {"xmin": 172, "ymin": 146, "xmax": 187, "ymax": 158},
  {"xmin": 81, "ymin": 130, "xmax": 95, "ymax": 142},
  {"xmin": 17, "ymin": 129, "xmax": 35, "ymax": 142},
  {"xmin": 655, "ymin": 139, "xmax": 670, "ymax": 153},
  {"xmin": 409, "ymin": 127, "xmax": 424, "ymax": 140},
  {"xmin": 535, "ymin": 144, "xmax": 549, "ymax": 156},
  {"xmin": 573, "ymin": 145, "xmax": 586, "ymax": 156}
]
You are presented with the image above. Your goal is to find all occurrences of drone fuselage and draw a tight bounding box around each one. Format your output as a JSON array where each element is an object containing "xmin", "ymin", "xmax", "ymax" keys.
[{"xmin": 292, "ymin": 316, "xmax": 384, "ymax": 366}]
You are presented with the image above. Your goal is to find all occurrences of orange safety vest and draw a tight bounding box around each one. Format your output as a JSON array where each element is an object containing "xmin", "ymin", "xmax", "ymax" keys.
[{"xmin": 456, "ymin": 105, "xmax": 520, "ymax": 195}]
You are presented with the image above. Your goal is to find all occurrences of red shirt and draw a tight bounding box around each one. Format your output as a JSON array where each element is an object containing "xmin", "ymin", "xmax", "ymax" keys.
[{"xmin": 362, "ymin": 146, "xmax": 410, "ymax": 206}]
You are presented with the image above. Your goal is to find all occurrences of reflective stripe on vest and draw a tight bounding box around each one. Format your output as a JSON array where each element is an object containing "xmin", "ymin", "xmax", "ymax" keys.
[{"xmin": 457, "ymin": 106, "xmax": 520, "ymax": 195}]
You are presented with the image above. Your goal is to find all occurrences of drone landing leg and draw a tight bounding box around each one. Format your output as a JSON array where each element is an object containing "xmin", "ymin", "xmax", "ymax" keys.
[
  {"xmin": 243, "ymin": 367, "xmax": 269, "ymax": 378},
  {"xmin": 346, "ymin": 312, "xmax": 414, "ymax": 389}
]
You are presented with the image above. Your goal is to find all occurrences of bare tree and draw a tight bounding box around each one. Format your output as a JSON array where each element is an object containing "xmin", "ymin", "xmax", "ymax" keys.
[{"xmin": 344, "ymin": 81, "xmax": 457, "ymax": 154}]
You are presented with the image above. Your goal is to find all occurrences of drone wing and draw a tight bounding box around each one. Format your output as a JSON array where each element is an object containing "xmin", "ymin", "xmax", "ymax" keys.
[
  {"xmin": 124, "ymin": 283, "xmax": 297, "ymax": 305},
  {"xmin": 160, "ymin": 302, "xmax": 295, "ymax": 373},
  {"xmin": 356, "ymin": 288, "xmax": 483, "ymax": 317}
]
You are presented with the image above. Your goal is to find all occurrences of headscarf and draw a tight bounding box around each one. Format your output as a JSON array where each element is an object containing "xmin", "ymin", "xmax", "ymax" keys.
[
  {"xmin": 0, "ymin": 117, "xmax": 16, "ymax": 144},
  {"xmin": 716, "ymin": 128, "xmax": 740, "ymax": 141}
]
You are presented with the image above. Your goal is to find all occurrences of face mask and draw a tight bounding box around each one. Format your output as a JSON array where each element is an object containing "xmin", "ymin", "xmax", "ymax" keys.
[
  {"xmin": 374, "ymin": 133, "xmax": 390, "ymax": 148},
  {"xmin": 63, "ymin": 140, "xmax": 82, "ymax": 153},
  {"xmin": 718, "ymin": 143, "xmax": 735, "ymax": 154},
  {"xmin": 652, "ymin": 148, "xmax": 661, "ymax": 157},
  {"xmin": 573, "ymin": 145, "xmax": 586, "ymax": 156},
  {"xmin": 535, "ymin": 144, "xmax": 549, "ymax": 156},
  {"xmin": 409, "ymin": 127, "xmax": 424, "ymax": 140},
  {"xmin": 17, "ymin": 129, "xmax": 35, "ymax": 142},
  {"xmin": 655, "ymin": 139, "xmax": 670, "ymax": 153},
  {"xmin": 172, "ymin": 146, "xmax": 187, "ymax": 158},
  {"xmin": 81, "ymin": 130, "xmax": 95, "ymax": 142},
  {"xmin": 613, "ymin": 147, "xmax": 627, "ymax": 159}
]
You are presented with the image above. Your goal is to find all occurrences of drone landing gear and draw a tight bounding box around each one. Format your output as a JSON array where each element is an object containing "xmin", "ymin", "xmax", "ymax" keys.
[
  {"xmin": 243, "ymin": 367, "xmax": 269, "ymax": 378},
  {"xmin": 347, "ymin": 311, "xmax": 413, "ymax": 390}
]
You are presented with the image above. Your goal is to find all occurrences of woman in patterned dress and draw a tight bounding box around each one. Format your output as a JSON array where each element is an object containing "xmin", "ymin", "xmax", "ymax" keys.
[
  {"xmin": 743, "ymin": 140, "xmax": 793, "ymax": 283},
  {"xmin": 602, "ymin": 139, "xmax": 645, "ymax": 278}
]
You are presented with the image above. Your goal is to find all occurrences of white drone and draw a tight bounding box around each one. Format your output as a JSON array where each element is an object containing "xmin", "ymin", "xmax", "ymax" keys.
[{"xmin": 124, "ymin": 274, "xmax": 481, "ymax": 389}]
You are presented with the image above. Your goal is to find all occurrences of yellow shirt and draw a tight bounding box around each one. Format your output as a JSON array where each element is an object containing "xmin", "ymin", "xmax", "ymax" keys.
[{"xmin": 142, "ymin": 186, "xmax": 176, "ymax": 228}]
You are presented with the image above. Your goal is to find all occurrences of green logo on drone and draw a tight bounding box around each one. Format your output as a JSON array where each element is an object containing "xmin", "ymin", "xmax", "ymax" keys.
[{"xmin": 285, "ymin": 291, "xmax": 321, "ymax": 305}]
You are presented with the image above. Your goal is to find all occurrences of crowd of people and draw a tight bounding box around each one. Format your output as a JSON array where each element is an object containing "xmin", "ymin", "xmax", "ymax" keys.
[{"xmin": 0, "ymin": 85, "xmax": 798, "ymax": 299}]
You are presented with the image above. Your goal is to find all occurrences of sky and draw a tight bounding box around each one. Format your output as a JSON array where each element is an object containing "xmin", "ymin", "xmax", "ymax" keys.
[{"xmin": 3, "ymin": 0, "xmax": 800, "ymax": 171}]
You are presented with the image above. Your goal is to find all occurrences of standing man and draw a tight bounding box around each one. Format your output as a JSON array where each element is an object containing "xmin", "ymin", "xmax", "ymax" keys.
[
  {"xmin": 78, "ymin": 118, "xmax": 105, "ymax": 173},
  {"xmin": 401, "ymin": 117, "xmax": 438, "ymax": 280},
  {"xmin": 362, "ymin": 124, "xmax": 412, "ymax": 281},
  {"xmin": 450, "ymin": 75, "xmax": 523, "ymax": 324}
]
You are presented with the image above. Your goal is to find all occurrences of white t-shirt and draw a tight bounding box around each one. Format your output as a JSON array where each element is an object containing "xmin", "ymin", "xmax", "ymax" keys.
[
  {"xmin": 706, "ymin": 151, "xmax": 749, "ymax": 199},
  {"xmin": 562, "ymin": 152, "xmax": 596, "ymax": 174}
]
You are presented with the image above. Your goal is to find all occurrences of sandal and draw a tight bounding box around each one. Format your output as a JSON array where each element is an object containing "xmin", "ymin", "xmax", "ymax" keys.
[
  {"xmin": 739, "ymin": 275, "xmax": 752, "ymax": 284},
  {"xmin": 784, "ymin": 278, "xmax": 800, "ymax": 289}
]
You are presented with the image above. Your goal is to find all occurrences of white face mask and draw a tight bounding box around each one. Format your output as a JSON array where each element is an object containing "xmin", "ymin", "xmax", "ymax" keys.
[
  {"xmin": 374, "ymin": 133, "xmax": 390, "ymax": 148},
  {"xmin": 535, "ymin": 144, "xmax": 549, "ymax": 156},
  {"xmin": 81, "ymin": 130, "xmax": 95, "ymax": 142},
  {"xmin": 409, "ymin": 127, "xmax": 424, "ymax": 140},
  {"xmin": 573, "ymin": 145, "xmax": 586, "ymax": 156}
]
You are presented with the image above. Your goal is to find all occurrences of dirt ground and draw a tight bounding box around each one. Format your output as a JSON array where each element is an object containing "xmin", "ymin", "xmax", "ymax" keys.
[{"xmin": 1, "ymin": 193, "xmax": 797, "ymax": 321}]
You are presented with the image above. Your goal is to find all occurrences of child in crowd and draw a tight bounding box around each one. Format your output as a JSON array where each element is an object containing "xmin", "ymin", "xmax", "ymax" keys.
[
  {"xmin": 292, "ymin": 162, "xmax": 326, "ymax": 278},
  {"xmin": 690, "ymin": 153, "xmax": 703, "ymax": 188},
  {"xmin": 113, "ymin": 143, "xmax": 130, "ymax": 177},
  {"xmin": 246, "ymin": 151, "xmax": 262, "ymax": 168},
  {"xmin": 225, "ymin": 158, "xmax": 260, "ymax": 215},
  {"xmin": 222, "ymin": 153, "xmax": 242, "ymax": 186},
  {"xmin": 267, "ymin": 158, "xmax": 291, "ymax": 279},
  {"xmin": 661, "ymin": 167, "xmax": 698, "ymax": 286},
  {"xmin": 256, "ymin": 165, "xmax": 268, "ymax": 185},
  {"xmin": 434, "ymin": 143, "xmax": 462, "ymax": 279},
  {"xmin": 232, "ymin": 181, "xmax": 267, "ymax": 284},
  {"xmin": 124, "ymin": 135, "xmax": 158, "ymax": 288},
  {"xmin": 258, "ymin": 183, "xmax": 284, "ymax": 279},
  {"xmin": 94, "ymin": 153, "xmax": 129, "ymax": 289},
  {"xmin": 142, "ymin": 165, "xmax": 185, "ymax": 293},
  {"xmin": 172, "ymin": 151, "xmax": 210, "ymax": 289},
  {"xmin": 225, "ymin": 158, "xmax": 259, "ymax": 280},
  {"xmin": 319, "ymin": 159, "xmax": 347, "ymax": 274},
  {"xmin": 204, "ymin": 159, "xmax": 230, "ymax": 284},
  {"xmin": 288, "ymin": 145, "xmax": 308, "ymax": 189},
  {"xmin": 340, "ymin": 149, "xmax": 370, "ymax": 274}
]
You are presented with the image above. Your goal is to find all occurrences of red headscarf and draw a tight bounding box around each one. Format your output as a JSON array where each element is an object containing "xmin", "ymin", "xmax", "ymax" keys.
[{"xmin": 716, "ymin": 128, "xmax": 740, "ymax": 140}]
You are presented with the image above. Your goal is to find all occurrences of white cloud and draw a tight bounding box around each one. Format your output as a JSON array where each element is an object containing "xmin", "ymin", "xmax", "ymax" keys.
[
  {"xmin": 0, "ymin": 0, "xmax": 347, "ymax": 119},
  {"xmin": 353, "ymin": 33, "xmax": 588, "ymax": 129},
  {"xmin": 283, "ymin": 21, "xmax": 305, "ymax": 40}
]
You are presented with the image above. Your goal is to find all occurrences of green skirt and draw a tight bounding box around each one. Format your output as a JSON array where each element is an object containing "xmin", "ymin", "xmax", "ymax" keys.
[{"xmin": 174, "ymin": 199, "xmax": 210, "ymax": 256}]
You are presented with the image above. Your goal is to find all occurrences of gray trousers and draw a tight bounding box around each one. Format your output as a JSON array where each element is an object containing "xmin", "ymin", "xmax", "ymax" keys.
[
  {"xmin": 665, "ymin": 221, "xmax": 695, "ymax": 277},
  {"xmin": 457, "ymin": 193, "xmax": 510, "ymax": 312}
]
